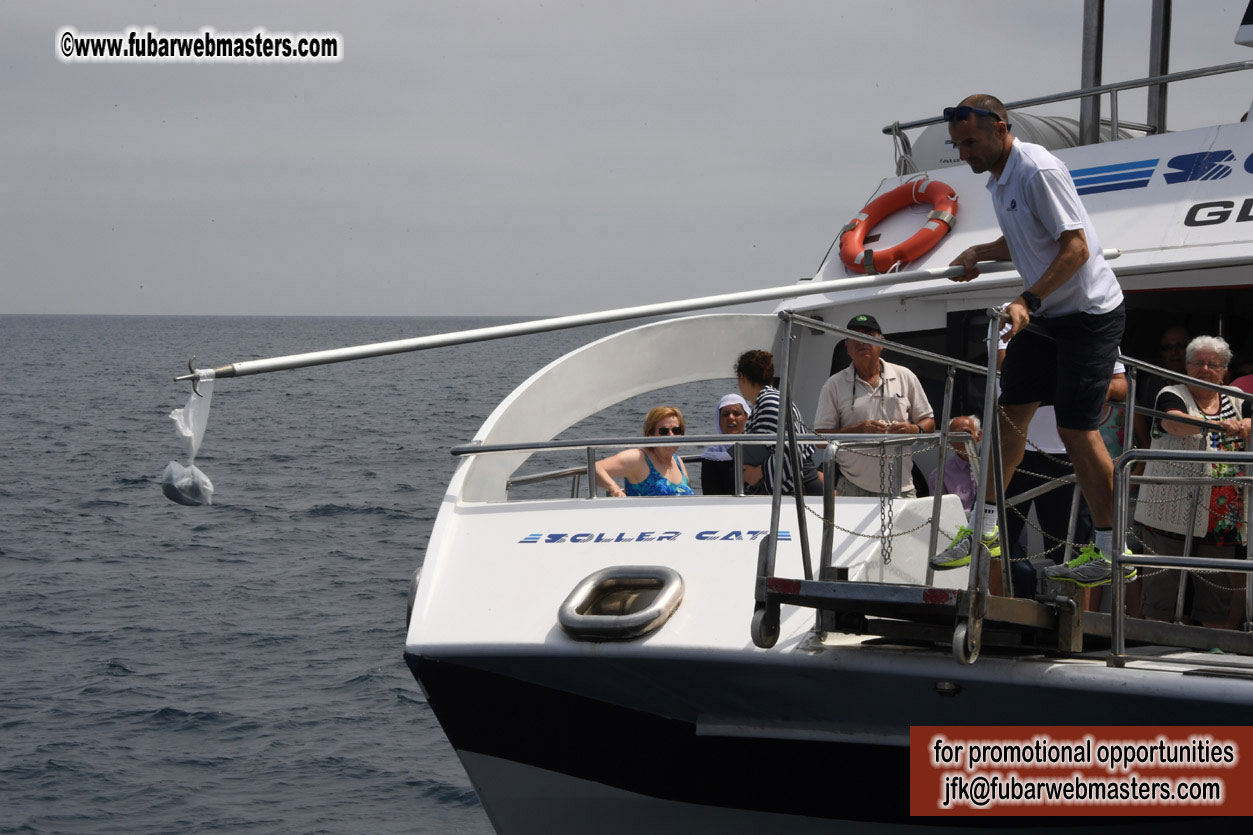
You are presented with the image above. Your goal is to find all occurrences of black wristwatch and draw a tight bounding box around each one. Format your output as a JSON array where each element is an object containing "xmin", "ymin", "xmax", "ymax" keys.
[{"xmin": 1019, "ymin": 291, "xmax": 1042, "ymax": 313}]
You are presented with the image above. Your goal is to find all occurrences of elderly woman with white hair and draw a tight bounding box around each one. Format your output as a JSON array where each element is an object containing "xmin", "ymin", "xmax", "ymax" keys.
[{"xmin": 1134, "ymin": 335, "xmax": 1253, "ymax": 629}]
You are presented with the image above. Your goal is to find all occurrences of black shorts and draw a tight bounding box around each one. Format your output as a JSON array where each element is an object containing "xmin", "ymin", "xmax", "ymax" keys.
[{"xmin": 999, "ymin": 302, "xmax": 1125, "ymax": 431}]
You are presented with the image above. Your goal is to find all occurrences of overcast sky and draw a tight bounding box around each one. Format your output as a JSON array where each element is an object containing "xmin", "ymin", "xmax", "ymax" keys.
[{"xmin": 7, "ymin": 1, "xmax": 1253, "ymax": 317}]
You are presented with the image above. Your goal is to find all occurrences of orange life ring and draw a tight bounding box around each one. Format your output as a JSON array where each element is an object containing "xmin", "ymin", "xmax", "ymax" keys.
[{"xmin": 838, "ymin": 178, "xmax": 958, "ymax": 274}]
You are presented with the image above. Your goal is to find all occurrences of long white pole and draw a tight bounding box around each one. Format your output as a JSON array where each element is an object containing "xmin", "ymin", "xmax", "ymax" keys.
[{"xmin": 173, "ymin": 252, "xmax": 1116, "ymax": 382}]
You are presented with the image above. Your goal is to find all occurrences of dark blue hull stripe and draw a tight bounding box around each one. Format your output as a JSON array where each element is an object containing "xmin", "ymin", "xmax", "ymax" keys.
[{"xmin": 406, "ymin": 653, "xmax": 1204, "ymax": 829}]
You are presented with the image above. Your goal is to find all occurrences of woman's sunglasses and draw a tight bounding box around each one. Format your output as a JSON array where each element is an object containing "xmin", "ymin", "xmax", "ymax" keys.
[{"xmin": 654, "ymin": 426, "xmax": 684, "ymax": 436}]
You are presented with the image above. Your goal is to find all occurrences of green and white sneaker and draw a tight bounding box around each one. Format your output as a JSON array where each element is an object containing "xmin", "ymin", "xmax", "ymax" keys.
[
  {"xmin": 930, "ymin": 525, "xmax": 1001, "ymax": 570},
  {"xmin": 1043, "ymin": 544, "xmax": 1137, "ymax": 588}
]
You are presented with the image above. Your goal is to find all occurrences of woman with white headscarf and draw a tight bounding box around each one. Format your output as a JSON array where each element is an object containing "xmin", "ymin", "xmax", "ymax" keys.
[{"xmin": 699, "ymin": 393, "xmax": 750, "ymax": 495}]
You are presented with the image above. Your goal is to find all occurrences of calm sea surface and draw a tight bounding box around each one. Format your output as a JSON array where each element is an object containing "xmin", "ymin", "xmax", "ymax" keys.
[{"xmin": 0, "ymin": 314, "xmax": 732, "ymax": 834}]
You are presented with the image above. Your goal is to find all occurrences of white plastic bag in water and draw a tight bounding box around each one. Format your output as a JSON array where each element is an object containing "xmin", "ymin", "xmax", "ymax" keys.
[
  {"xmin": 161, "ymin": 460, "xmax": 213, "ymax": 506},
  {"xmin": 162, "ymin": 369, "xmax": 215, "ymax": 505}
]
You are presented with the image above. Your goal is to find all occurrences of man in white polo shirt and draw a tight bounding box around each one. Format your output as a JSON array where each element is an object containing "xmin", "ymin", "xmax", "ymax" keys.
[{"xmin": 931, "ymin": 93, "xmax": 1132, "ymax": 589}]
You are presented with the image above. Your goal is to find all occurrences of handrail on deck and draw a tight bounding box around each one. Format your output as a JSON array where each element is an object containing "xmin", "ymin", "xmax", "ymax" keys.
[
  {"xmin": 751, "ymin": 308, "xmax": 1253, "ymax": 665},
  {"xmin": 884, "ymin": 59, "xmax": 1253, "ymax": 138},
  {"xmin": 461, "ymin": 302, "xmax": 1253, "ymax": 666},
  {"xmin": 1110, "ymin": 448, "xmax": 1253, "ymax": 668},
  {"xmin": 453, "ymin": 431, "xmax": 928, "ymax": 459},
  {"xmin": 789, "ymin": 314, "xmax": 989, "ymax": 375},
  {"xmin": 473, "ymin": 430, "xmax": 967, "ymax": 500},
  {"xmin": 508, "ymin": 453, "xmax": 710, "ymax": 497}
]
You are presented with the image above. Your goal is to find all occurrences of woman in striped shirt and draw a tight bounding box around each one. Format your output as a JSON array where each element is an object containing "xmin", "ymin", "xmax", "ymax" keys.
[{"xmin": 734, "ymin": 350, "xmax": 822, "ymax": 496}]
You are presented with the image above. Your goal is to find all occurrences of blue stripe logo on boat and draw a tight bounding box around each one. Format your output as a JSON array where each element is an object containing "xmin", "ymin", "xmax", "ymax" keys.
[
  {"xmin": 1163, "ymin": 150, "xmax": 1236, "ymax": 183},
  {"xmin": 1071, "ymin": 158, "xmax": 1158, "ymax": 195},
  {"xmin": 520, "ymin": 533, "xmax": 542, "ymax": 543}
]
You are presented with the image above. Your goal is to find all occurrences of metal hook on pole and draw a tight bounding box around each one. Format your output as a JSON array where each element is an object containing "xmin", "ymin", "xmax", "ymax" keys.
[
  {"xmin": 186, "ymin": 356, "xmax": 202, "ymax": 397},
  {"xmin": 175, "ymin": 356, "xmax": 237, "ymax": 393}
]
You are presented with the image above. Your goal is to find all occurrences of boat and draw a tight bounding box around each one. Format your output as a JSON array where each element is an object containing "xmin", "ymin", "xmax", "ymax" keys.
[
  {"xmin": 398, "ymin": 6, "xmax": 1253, "ymax": 830},
  {"xmin": 174, "ymin": 5, "xmax": 1253, "ymax": 831}
]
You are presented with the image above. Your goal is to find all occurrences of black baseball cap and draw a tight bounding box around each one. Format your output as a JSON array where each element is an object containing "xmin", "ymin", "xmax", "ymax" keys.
[{"xmin": 846, "ymin": 314, "xmax": 883, "ymax": 334}]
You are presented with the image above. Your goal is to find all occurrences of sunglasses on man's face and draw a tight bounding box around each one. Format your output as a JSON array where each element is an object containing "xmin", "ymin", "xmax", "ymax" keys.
[
  {"xmin": 943, "ymin": 105, "xmax": 1002, "ymax": 122},
  {"xmin": 655, "ymin": 426, "xmax": 684, "ymax": 436},
  {"xmin": 1160, "ymin": 342, "xmax": 1187, "ymax": 352}
]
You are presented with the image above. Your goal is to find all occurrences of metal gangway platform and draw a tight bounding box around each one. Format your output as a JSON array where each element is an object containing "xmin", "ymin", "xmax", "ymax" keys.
[{"xmin": 750, "ymin": 310, "xmax": 1253, "ymax": 668}]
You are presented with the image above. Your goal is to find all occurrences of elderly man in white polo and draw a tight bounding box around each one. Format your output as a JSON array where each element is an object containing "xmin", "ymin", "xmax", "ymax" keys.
[{"xmin": 813, "ymin": 313, "xmax": 935, "ymax": 497}]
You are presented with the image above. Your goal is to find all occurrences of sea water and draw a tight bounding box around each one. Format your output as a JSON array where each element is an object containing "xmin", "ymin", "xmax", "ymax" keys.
[{"xmin": 0, "ymin": 314, "xmax": 735, "ymax": 834}]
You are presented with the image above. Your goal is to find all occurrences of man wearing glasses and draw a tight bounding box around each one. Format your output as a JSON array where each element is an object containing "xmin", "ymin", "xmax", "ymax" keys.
[
  {"xmin": 1133, "ymin": 325, "xmax": 1191, "ymax": 450},
  {"xmin": 931, "ymin": 94, "xmax": 1130, "ymax": 589}
]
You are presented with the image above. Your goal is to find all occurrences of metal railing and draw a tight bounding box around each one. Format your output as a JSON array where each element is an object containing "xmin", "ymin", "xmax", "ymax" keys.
[
  {"xmin": 784, "ymin": 313, "xmax": 986, "ymax": 589},
  {"xmin": 750, "ymin": 309, "xmax": 1000, "ymax": 652},
  {"xmin": 754, "ymin": 308, "xmax": 1253, "ymax": 664},
  {"xmin": 884, "ymin": 59, "xmax": 1253, "ymax": 142},
  {"xmin": 1110, "ymin": 448, "xmax": 1253, "ymax": 668},
  {"xmin": 453, "ymin": 305, "xmax": 1253, "ymax": 667},
  {"xmin": 482, "ymin": 431, "xmax": 958, "ymax": 505},
  {"xmin": 508, "ymin": 453, "xmax": 708, "ymax": 498},
  {"xmin": 457, "ymin": 434, "xmax": 794, "ymax": 499}
]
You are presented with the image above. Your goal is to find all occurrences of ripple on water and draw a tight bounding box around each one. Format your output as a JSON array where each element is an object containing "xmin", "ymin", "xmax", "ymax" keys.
[{"xmin": 2, "ymin": 314, "xmax": 621, "ymax": 835}]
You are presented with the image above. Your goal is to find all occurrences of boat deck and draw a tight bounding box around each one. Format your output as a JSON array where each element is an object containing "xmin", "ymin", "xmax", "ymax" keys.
[{"xmin": 795, "ymin": 576, "xmax": 1253, "ymax": 676}]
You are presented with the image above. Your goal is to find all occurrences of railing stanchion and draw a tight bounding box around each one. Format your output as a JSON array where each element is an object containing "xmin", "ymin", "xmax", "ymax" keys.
[
  {"xmin": 954, "ymin": 312, "xmax": 1004, "ymax": 664},
  {"xmin": 821, "ymin": 452, "xmax": 836, "ymax": 575},
  {"xmin": 1245, "ymin": 456, "xmax": 1253, "ymax": 633},
  {"xmin": 1175, "ymin": 486, "xmax": 1201, "ymax": 623},
  {"xmin": 990, "ymin": 412, "xmax": 1014, "ymax": 597},
  {"xmin": 926, "ymin": 367, "xmax": 957, "ymax": 587},
  {"xmin": 751, "ymin": 317, "xmax": 797, "ymax": 648},
  {"xmin": 781, "ymin": 319, "xmax": 813, "ymax": 581},
  {"xmin": 1063, "ymin": 484, "xmax": 1081, "ymax": 566},
  {"xmin": 1111, "ymin": 454, "xmax": 1129, "ymax": 663},
  {"xmin": 733, "ymin": 443, "xmax": 744, "ymax": 497},
  {"xmin": 762, "ymin": 319, "xmax": 796, "ymax": 578}
]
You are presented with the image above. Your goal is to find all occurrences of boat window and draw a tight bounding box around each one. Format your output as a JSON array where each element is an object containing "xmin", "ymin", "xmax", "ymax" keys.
[{"xmin": 1123, "ymin": 286, "xmax": 1253, "ymax": 373}]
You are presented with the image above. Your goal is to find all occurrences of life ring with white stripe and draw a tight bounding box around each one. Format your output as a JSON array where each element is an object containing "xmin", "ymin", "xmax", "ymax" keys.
[{"xmin": 838, "ymin": 178, "xmax": 958, "ymax": 274}]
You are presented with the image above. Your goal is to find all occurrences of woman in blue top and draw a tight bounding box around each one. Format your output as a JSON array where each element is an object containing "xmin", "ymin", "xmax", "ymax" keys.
[{"xmin": 594, "ymin": 406, "xmax": 694, "ymax": 497}]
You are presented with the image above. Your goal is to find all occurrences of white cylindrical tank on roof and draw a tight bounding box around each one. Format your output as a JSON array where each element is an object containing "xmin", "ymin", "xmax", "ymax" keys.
[{"xmin": 902, "ymin": 112, "xmax": 1143, "ymax": 173}]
